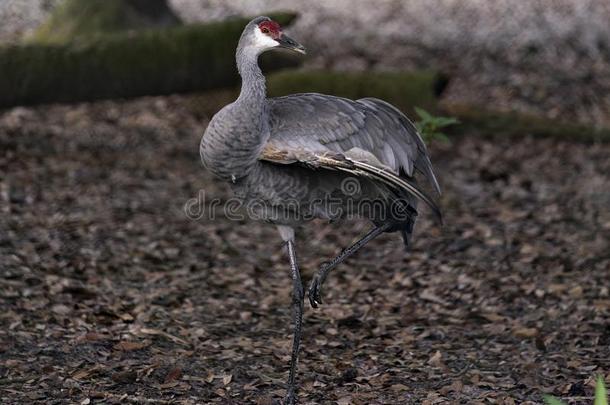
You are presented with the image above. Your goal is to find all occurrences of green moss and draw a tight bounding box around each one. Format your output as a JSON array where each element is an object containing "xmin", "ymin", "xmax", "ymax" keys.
[
  {"xmin": 29, "ymin": 0, "xmax": 297, "ymax": 44},
  {"xmin": 0, "ymin": 14, "xmax": 300, "ymax": 108},
  {"xmin": 267, "ymin": 70, "xmax": 444, "ymax": 116},
  {"xmin": 444, "ymin": 103, "xmax": 610, "ymax": 142},
  {"xmin": 29, "ymin": 0, "xmax": 177, "ymax": 43}
]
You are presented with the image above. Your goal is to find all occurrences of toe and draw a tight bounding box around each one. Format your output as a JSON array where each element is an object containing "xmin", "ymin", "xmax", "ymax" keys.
[
  {"xmin": 307, "ymin": 279, "xmax": 322, "ymax": 308},
  {"xmin": 284, "ymin": 388, "xmax": 296, "ymax": 405},
  {"xmin": 308, "ymin": 289, "xmax": 319, "ymax": 308}
]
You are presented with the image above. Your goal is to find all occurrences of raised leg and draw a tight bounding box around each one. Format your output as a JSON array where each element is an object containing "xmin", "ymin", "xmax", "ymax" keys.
[
  {"xmin": 308, "ymin": 223, "xmax": 390, "ymax": 308},
  {"xmin": 285, "ymin": 239, "xmax": 304, "ymax": 405}
]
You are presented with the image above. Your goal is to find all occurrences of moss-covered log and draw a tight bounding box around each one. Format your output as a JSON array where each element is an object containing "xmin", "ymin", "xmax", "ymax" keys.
[
  {"xmin": 29, "ymin": 0, "xmax": 181, "ymax": 43},
  {"xmin": 186, "ymin": 70, "xmax": 447, "ymax": 120},
  {"xmin": 267, "ymin": 70, "xmax": 448, "ymax": 116},
  {"xmin": 444, "ymin": 103, "xmax": 610, "ymax": 142},
  {"xmin": 0, "ymin": 13, "xmax": 300, "ymax": 108}
]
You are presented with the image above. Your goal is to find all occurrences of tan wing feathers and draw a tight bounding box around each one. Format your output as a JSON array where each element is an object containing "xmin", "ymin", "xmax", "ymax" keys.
[{"xmin": 260, "ymin": 145, "xmax": 442, "ymax": 224}]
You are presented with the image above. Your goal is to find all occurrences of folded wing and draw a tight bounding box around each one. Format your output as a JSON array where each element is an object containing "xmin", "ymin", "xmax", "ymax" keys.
[
  {"xmin": 260, "ymin": 144, "xmax": 442, "ymax": 222},
  {"xmin": 266, "ymin": 93, "xmax": 441, "ymax": 195}
]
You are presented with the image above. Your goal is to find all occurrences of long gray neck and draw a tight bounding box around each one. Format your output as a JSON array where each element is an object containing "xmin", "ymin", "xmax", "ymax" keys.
[
  {"xmin": 199, "ymin": 43, "xmax": 269, "ymax": 182},
  {"xmin": 236, "ymin": 46, "xmax": 266, "ymax": 109}
]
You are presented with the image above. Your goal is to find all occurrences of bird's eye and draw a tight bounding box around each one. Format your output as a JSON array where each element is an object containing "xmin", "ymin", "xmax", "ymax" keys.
[{"xmin": 261, "ymin": 27, "xmax": 270, "ymax": 34}]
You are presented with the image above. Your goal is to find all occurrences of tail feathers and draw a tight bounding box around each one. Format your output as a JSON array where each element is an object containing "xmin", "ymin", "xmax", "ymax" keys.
[
  {"xmin": 401, "ymin": 227, "xmax": 412, "ymax": 249},
  {"xmin": 390, "ymin": 196, "xmax": 416, "ymax": 249},
  {"xmin": 349, "ymin": 159, "xmax": 442, "ymax": 224}
]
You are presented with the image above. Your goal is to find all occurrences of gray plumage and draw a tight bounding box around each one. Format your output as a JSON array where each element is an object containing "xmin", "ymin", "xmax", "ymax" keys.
[
  {"xmin": 201, "ymin": 19, "xmax": 441, "ymax": 232},
  {"xmin": 267, "ymin": 94, "xmax": 440, "ymax": 193},
  {"xmin": 199, "ymin": 16, "xmax": 442, "ymax": 404}
]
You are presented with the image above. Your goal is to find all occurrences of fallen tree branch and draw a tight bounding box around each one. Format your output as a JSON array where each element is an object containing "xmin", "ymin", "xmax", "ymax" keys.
[
  {"xmin": 266, "ymin": 70, "xmax": 448, "ymax": 116},
  {"xmin": 443, "ymin": 103, "xmax": 610, "ymax": 143}
]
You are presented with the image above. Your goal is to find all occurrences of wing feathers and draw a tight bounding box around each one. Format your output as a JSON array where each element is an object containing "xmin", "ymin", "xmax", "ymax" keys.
[
  {"xmin": 359, "ymin": 97, "xmax": 442, "ymax": 195},
  {"xmin": 268, "ymin": 94, "xmax": 441, "ymax": 196},
  {"xmin": 260, "ymin": 145, "xmax": 442, "ymax": 224},
  {"xmin": 349, "ymin": 159, "xmax": 442, "ymax": 223}
]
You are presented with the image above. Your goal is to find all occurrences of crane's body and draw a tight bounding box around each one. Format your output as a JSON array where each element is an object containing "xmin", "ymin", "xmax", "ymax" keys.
[{"xmin": 200, "ymin": 16, "xmax": 441, "ymax": 404}]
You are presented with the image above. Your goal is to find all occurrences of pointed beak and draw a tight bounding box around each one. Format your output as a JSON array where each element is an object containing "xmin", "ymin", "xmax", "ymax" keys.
[{"xmin": 277, "ymin": 33, "xmax": 306, "ymax": 55}]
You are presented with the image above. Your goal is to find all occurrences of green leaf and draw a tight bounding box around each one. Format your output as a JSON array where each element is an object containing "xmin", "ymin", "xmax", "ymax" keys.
[
  {"xmin": 434, "ymin": 117, "xmax": 460, "ymax": 127},
  {"xmin": 596, "ymin": 376, "xmax": 608, "ymax": 405},
  {"xmin": 414, "ymin": 106, "xmax": 458, "ymax": 145},
  {"xmin": 543, "ymin": 395, "xmax": 565, "ymax": 405},
  {"xmin": 414, "ymin": 106, "xmax": 433, "ymax": 121}
]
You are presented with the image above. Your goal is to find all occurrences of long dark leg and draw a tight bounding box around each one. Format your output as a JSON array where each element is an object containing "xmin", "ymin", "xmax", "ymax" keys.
[
  {"xmin": 285, "ymin": 239, "xmax": 304, "ymax": 405},
  {"xmin": 308, "ymin": 223, "xmax": 391, "ymax": 308}
]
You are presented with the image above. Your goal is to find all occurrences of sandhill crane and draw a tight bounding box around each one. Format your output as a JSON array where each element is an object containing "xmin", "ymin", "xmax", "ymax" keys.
[{"xmin": 200, "ymin": 16, "xmax": 441, "ymax": 404}]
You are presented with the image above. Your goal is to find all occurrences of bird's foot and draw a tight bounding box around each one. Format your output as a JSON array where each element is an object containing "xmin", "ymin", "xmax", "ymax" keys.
[
  {"xmin": 284, "ymin": 386, "xmax": 297, "ymax": 405},
  {"xmin": 307, "ymin": 274, "xmax": 323, "ymax": 309}
]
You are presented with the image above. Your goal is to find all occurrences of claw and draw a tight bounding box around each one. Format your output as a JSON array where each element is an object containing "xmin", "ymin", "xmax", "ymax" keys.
[{"xmin": 307, "ymin": 276, "xmax": 322, "ymax": 309}]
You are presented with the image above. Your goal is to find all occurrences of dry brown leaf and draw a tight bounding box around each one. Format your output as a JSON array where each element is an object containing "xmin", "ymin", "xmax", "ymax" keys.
[
  {"xmin": 111, "ymin": 370, "xmax": 137, "ymax": 384},
  {"xmin": 222, "ymin": 374, "xmax": 232, "ymax": 385},
  {"xmin": 118, "ymin": 313, "xmax": 134, "ymax": 322},
  {"xmin": 428, "ymin": 350, "xmax": 444, "ymax": 367},
  {"xmin": 72, "ymin": 366, "xmax": 100, "ymax": 380},
  {"xmin": 337, "ymin": 396, "xmax": 352, "ymax": 405},
  {"xmin": 205, "ymin": 372, "xmax": 215, "ymax": 383},
  {"xmin": 76, "ymin": 332, "xmax": 106, "ymax": 343},
  {"xmin": 568, "ymin": 286, "xmax": 583, "ymax": 298},
  {"xmin": 420, "ymin": 289, "xmax": 449, "ymax": 306},
  {"xmin": 440, "ymin": 379, "xmax": 464, "ymax": 395},
  {"xmin": 4, "ymin": 360, "xmax": 21, "ymax": 368},
  {"xmin": 256, "ymin": 396, "xmax": 274, "ymax": 405},
  {"xmin": 139, "ymin": 328, "xmax": 189, "ymax": 346},
  {"xmin": 513, "ymin": 327, "xmax": 538, "ymax": 338},
  {"xmin": 548, "ymin": 284, "xmax": 568, "ymax": 294},
  {"xmin": 157, "ymin": 381, "xmax": 179, "ymax": 389},
  {"xmin": 164, "ymin": 366, "xmax": 182, "ymax": 384},
  {"xmin": 482, "ymin": 312, "xmax": 505, "ymax": 322},
  {"xmin": 390, "ymin": 384, "xmax": 409, "ymax": 392},
  {"xmin": 113, "ymin": 341, "xmax": 149, "ymax": 352}
]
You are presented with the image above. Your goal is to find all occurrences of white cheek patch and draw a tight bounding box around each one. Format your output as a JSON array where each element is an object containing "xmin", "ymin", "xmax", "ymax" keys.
[{"xmin": 254, "ymin": 26, "xmax": 280, "ymax": 49}]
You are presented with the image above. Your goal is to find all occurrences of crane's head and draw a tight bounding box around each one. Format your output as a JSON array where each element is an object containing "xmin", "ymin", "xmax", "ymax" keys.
[{"xmin": 243, "ymin": 16, "xmax": 306, "ymax": 55}]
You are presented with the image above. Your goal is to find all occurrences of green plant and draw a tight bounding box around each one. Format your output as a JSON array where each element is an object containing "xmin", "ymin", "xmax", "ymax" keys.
[
  {"xmin": 544, "ymin": 376, "xmax": 608, "ymax": 405},
  {"xmin": 414, "ymin": 106, "xmax": 459, "ymax": 144}
]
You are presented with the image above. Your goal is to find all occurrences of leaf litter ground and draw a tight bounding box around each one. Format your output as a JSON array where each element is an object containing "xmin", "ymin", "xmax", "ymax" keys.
[{"xmin": 0, "ymin": 95, "xmax": 609, "ymax": 404}]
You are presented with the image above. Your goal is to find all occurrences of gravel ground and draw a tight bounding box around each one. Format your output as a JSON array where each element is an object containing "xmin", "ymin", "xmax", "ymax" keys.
[
  {"xmin": 1, "ymin": 95, "xmax": 609, "ymax": 404},
  {"xmin": 2, "ymin": 0, "xmax": 610, "ymax": 125}
]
